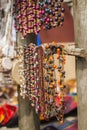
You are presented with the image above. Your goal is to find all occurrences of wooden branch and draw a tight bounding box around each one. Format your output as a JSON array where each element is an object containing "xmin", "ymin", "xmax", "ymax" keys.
[
  {"xmin": 64, "ymin": 45, "xmax": 87, "ymax": 57},
  {"xmin": 40, "ymin": 44, "xmax": 87, "ymax": 58},
  {"xmin": 37, "ymin": 43, "xmax": 87, "ymax": 58},
  {"xmin": 1, "ymin": 43, "xmax": 87, "ymax": 58}
]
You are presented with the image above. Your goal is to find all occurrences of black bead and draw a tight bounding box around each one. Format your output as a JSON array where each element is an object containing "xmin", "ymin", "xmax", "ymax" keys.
[
  {"xmin": 55, "ymin": 7, "xmax": 58, "ymax": 11},
  {"xmin": 45, "ymin": 25, "xmax": 50, "ymax": 29},
  {"xmin": 40, "ymin": 19, "xmax": 44, "ymax": 25},
  {"xmin": 49, "ymin": 9, "xmax": 52, "ymax": 14},
  {"xmin": 58, "ymin": 66, "xmax": 62, "ymax": 70},
  {"xmin": 50, "ymin": 79, "xmax": 53, "ymax": 82},
  {"xmin": 61, "ymin": 8, "xmax": 65, "ymax": 12},
  {"xmin": 45, "ymin": 8, "xmax": 50, "ymax": 13},
  {"xmin": 60, "ymin": 17, "xmax": 64, "ymax": 22},
  {"xmin": 51, "ymin": 2, "xmax": 55, "ymax": 7},
  {"xmin": 58, "ymin": 3, "xmax": 61, "ymax": 8},
  {"xmin": 58, "ymin": 13, "xmax": 61, "ymax": 17},
  {"xmin": 44, "ymin": 0, "xmax": 48, "ymax": 4},
  {"xmin": 51, "ymin": 68, "xmax": 55, "ymax": 71},
  {"xmin": 39, "ymin": 2, "xmax": 43, "ymax": 7},
  {"xmin": 55, "ymin": 16, "xmax": 58, "ymax": 21},
  {"xmin": 48, "ymin": 0, "xmax": 51, "ymax": 4},
  {"xmin": 60, "ymin": 0, "xmax": 63, "ymax": 2},
  {"xmin": 52, "ymin": 12, "xmax": 55, "ymax": 16},
  {"xmin": 62, "ymin": 71, "xmax": 65, "ymax": 75}
]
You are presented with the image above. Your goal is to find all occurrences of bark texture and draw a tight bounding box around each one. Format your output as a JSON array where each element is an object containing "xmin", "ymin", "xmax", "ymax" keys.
[{"xmin": 73, "ymin": 0, "xmax": 87, "ymax": 130}]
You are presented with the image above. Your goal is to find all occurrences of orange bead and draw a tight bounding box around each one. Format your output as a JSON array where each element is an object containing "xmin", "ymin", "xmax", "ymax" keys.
[
  {"xmin": 0, "ymin": 114, "xmax": 5, "ymax": 123},
  {"xmin": 49, "ymin": 56, "xmax": 53, "ymax": 60},
  {"xmin": 51, "ymin": 82, "xmax": 55, "ymax": 86},
  {"xmin": 59, "ymin": 73, "xmax": 62, "ymax": 77},
  {"xmin": 40, "ymin": 115, "xmax": 44, "ymax": 120},
  {"xmin": 60, "ymin": 22, "xmax": 63, "ymax": 26},
  {"xmin": 49, "ymin": 95, "xmax": 53, "ymax": 98},
  {"xmin": 52, "ymin": 41, "xmax": 56, "ymax": 45},
  {"xmin": 63, "ymin": 61, "xmax": 66, "ymax": 64},
  {"xmin": 45, "ymin": 45, "xmax": 49, "ymax": 49},
  {"xmin": 58, "ymin": 80, "xmax": 60, "ymax": 85},
  {"xmin": 62, "ymin": 55, "xmax": 65, "ymax": 59},
  {"xmin": 64, "ymin": 58, "xmax": 66, "ymax": 61},
  {"xmin": 50, "ymin": 72, "xmax": 53, "ymax": 75},
  {"xmin": 57, "ymin": 49, "xmax": 60, "ymax": 54},
  {"xmin": 59, "ymin": 102, "xmax": 62, "ymax": 105},
  {"xmin": 49, "ymin": 85, "xmax": 54, "ymax": 88},
  {"xmin": 44, "ymin": 58, "xmax": 47, "ymax": 62},
  {"xmin": 59, "ymin": 93, "xmax": 63, "ymax": 98},
  {"xmin": 60, "ymin": 85, "xmax": 63, "ymax": 88},
  {"xmin": 60, "ymin": 120, "xmax": 63, "ymax": 124},
  {"xmin": 53, "ymin": 64, "xmax": 57, "ymax": 69}
]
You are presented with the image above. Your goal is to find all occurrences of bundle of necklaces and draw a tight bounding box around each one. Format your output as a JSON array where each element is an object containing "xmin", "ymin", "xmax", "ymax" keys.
[
  {"xmin": 13, "ymin": 0, "xmax": 65, "ymax": 123},
  {"xmin": 18, "ymin": 43, "xmax": 66, "ymax": 123},
  {"xmin": 13, "ymin": 0, "xmax": 65, "ymax": 38}
]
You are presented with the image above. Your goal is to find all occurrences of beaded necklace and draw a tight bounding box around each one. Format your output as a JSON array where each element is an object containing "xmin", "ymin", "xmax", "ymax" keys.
[
  {"xmin": 18, "ymin": 43, "xmax": 66, "ymax": 122},
  {"xmin": 13, "ymin": 0, "xmax": 65, "ymax": 38},
  {"xmin": 38, "ymin": 0, "xmax": 65, "ymax": 29}
]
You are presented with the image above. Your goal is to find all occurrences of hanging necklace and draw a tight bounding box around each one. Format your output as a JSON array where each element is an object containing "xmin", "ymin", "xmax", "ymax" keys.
[
  {"xmin": 13, "ymin": 0, "xmax": 65, "ymax": 38},
  {"xmin": 38, "ymin": 0, "xmax": 65, "ymax": 29},
  {"xmin": 18, "ymin": 43, "xmax": 66, "ymax": 122}
]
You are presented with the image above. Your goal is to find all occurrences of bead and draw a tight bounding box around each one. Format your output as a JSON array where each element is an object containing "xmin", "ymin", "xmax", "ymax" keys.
[
  {"xmin": 14, "ymin": 0, "xmax": 65, "ymax": 35},
  {"xmin": 60, "ymin": 17, "xmax": 64, "ymax": 22},
  {"xmin": 58, "ymin": 13, "xmax": 61, "ymax": 17},
  {"xmin": 61, "ymin": 8, "xmax": 65, "ymax": 12},
  {"xmin": 55, "ymin": 7, "xmax": 58, "ymax": 11},
  {"xmin": 55, "ymin": 16, "xmax": 58, "ymax": 21},
  {"xmin": 52, "ymin": 12, "xmax": 55, "ymax": 16},
  {"xmin": 60, "ymin": 0, "xmax": 63, "ymax": 2},
  {"xmin": 58, "ymin": 3, "xmax": 61, "ymax": 8},
  {"xmin": 51, "ymin": 2, "xmax": 55, "ymax": 7},
  {"xmin": 15, "ymin": 0, "xmax": 65, "ymax": 120}
]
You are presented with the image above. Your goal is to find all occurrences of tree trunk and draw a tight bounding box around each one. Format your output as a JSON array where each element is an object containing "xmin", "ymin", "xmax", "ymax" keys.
[
  {"xmin": 73, "ymin": 0, "xmax": 87, "ymax": 130},
  {"xmin": 18, "ymin": 33, "xmax": 40, "ymax": 130}
]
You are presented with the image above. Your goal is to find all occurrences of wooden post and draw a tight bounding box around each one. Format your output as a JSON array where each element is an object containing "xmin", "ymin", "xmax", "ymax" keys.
[
  {"xmin": 73, "ymin": 0, "xmax": 87, "ymax": 130},
  {"xmin": 18, "ymin": 33, "xmax": 40, "ymax": 130}
]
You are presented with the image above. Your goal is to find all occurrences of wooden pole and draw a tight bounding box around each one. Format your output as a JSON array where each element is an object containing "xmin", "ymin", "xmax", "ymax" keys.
[
  {"xmin": 73, "ymin": 1, "xmax": 87, "ymax": 130},
  {"xmin": 18, "ymin": 33, "xmax": 40, "ymax": 130}
]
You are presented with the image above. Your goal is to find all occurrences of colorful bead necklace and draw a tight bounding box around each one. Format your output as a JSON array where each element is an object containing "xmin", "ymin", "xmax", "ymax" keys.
[
  {"xmin": 18, "ymin": 43, "xmax": 66, "ymax": 122},
  {"xmin": 13, "ymin": 0, "xmax": 41, "ymax": 38},
  {"xmin": 13, "ymin": 0, "xmax": 65, "ymax": 38}
]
